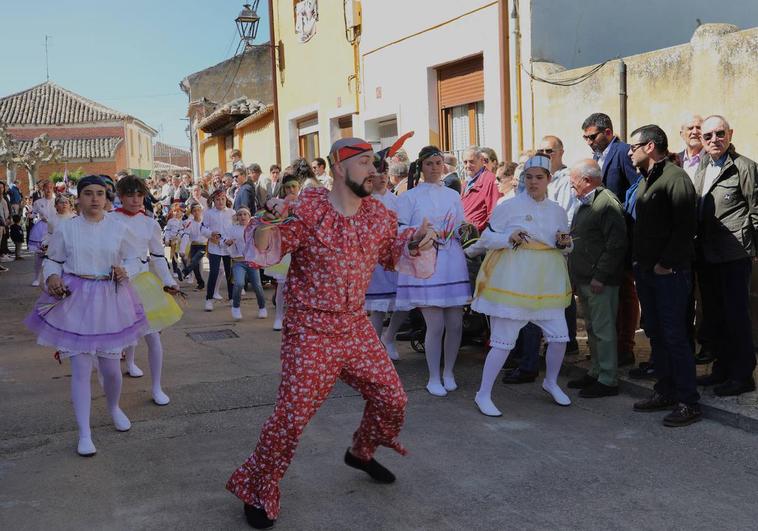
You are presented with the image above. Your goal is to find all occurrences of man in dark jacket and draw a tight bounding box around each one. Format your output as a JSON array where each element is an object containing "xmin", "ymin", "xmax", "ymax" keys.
[
  {"xmin": 693, "ymin": 115, "xmax": 757, "ymax": 396},
  {"xmin": 629, "ymin": 124, "xmax": 700, "ymax": 427},
  {"xmin": 582, "ymin": 112, "xmax": 640, "ymax": 366},
  {"xmin": 232, "ymin": 169, "xmax": 258, "ymax": 213},
  {"xmin": 566, "ymin": 160, "xmax": 627, "ymax": 398}
]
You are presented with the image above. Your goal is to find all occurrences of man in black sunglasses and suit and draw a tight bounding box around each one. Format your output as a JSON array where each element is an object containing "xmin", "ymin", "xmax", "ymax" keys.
[{"xmin": 693, "ymin": 114, "xmax": 758, "ymax": 397}]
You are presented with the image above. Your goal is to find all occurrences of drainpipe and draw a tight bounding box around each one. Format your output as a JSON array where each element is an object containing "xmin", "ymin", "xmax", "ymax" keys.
[
  {"xmin": 511, "ymin": 1, "xmax": 524, "ymax": 154},
  {"xmin": 619, "ymin": 59, "xmax": 627, "ymax": 142},
  {"xmin": 268, "ymin": 0, "xmax": 282, "ymax": 164},
  {"xmin": 498, "ymin": 0, "xmax": 512, "ymax": 162}
]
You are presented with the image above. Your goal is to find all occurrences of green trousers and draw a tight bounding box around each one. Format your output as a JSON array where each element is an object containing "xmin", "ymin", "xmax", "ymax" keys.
[{"xmin": 577, "ymin": 283, "xmax": 620, "ymax": 386}]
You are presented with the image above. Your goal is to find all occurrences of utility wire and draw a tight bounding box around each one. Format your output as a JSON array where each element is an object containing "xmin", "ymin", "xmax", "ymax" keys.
[{"xmin": 523, "ymin": 59, "xmax": 612, "ymax": 87}]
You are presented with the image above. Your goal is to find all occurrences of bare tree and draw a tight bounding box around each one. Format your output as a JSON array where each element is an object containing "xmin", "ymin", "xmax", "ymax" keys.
[{"xmin": 0, "ymin": 124, "xmax": 63, "ymax": 190}]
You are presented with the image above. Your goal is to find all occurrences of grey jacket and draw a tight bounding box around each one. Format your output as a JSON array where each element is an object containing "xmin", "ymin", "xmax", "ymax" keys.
[{"xmin": 693, "ymin": 146, "xmax": 758, "ymax": 263}]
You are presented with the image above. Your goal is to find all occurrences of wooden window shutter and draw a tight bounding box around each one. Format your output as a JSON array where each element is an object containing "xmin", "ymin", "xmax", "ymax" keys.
[{"xmin": 437, "ymin": 55, "xmax": 484, "ymax": 109}]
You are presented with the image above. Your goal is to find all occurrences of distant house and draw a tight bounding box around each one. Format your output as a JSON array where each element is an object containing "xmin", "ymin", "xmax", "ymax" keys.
[
  {"xmin": 0, "ymin": 81, "xmax": 157, "ymax": 193},
  {"xmin": 180, "ymin": 45, "xmax": 274, "ymax": 177},
  {"xmin": 153, "ymin": 141, "xmax": 192, "ymax": 171}
]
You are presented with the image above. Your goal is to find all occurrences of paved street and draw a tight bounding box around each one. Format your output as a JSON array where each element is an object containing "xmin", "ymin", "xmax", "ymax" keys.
[{"xmin": 2, "ymin": 255, "xmax": 758, "ymax": 531}]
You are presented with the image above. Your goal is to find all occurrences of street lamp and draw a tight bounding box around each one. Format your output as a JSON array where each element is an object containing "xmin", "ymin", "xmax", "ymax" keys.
[{"xmin": 236, "ymin": 2, "xmax": 261, "ymax": 52}]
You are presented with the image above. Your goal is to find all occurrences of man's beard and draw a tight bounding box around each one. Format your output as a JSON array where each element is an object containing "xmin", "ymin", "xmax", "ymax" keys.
[{"xmin": 344, "ymin": 169, "xmax": 372, "ymax": 198}]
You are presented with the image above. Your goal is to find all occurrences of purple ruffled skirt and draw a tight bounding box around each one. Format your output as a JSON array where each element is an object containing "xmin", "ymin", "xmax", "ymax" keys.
[
  {"xmin": 27, "ymin": 221, "xmax": 47, "ymax": 253},
  {"xmin": 24, "ymin": 273, "xmax": 149, "ymax": 357}
]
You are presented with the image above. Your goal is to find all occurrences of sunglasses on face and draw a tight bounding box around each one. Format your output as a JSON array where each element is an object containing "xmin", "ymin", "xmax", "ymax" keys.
[
  {"xmin": 629, "ymin": 141, "xmax": 649, "ymax": 153},
  {"xmin": 538, "ymin": 149, "xmax": 555, "ymax": 155},
  {"xmin": 481, "ymin": 157, "xmax": 490, "ymax": 163},
  {"xmin": 702, "ymin": 130, "xmax": 727, "ymax": 142},
  {"xmin": 582, "ymin": 131, "xmax": 602, "ymax": 142}
]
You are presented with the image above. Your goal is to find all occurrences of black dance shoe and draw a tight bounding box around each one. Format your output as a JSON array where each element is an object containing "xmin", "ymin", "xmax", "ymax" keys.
[
  {"xmin": 244, "ymin": 504, "xmax": 275, "ymax": 529},
  {"xmin": 713, "ymin": 379, "xmax": 756, "ymax": 397},
  {"xmin": 344, "ymin": 448, "xmax": 396, "ymax": 483}
]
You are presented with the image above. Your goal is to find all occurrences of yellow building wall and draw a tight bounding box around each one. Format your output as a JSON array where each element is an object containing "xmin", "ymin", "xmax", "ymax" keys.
[
  {"xmin": 200, "ymin": 136, "xmax": 222, "ymax": 173},
  {"xmin": 124, "ymin": 121, "xmax": 155, "ymax": 175},
  {"xmin": 238, "ymin": 115, "xmax": 277, "ymax": 173},
  {"xmin": 530, "ymin": 24, "xmax": 758, "ymax": 164},
  {"xmin": 273, "ymin": 0, "xmax": 357, "ymax": 164}
]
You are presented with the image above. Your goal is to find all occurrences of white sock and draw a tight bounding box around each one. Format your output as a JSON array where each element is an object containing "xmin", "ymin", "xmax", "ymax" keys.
[
  {"xmin": 421, "ymin": 307, "xmax": 444, "ymax": 390},
  {"xmin": 442, "ymin": 307, "xmax": 463, "ymax": 388},
  {"xmin": 544, "ymin": 341, "xmax": 567, "ymax": 386},
  {"xmin": 274, "ymin": 282, "xmax": 285, "ymax": 324},
  {"xmin": 70, "ymin": 354, "xmax": 94, "ymax": 440},
  {"xmin": 97, "ymin": 357, "xmax": 130, "ymax": 430},
  {"xmin": 124, "ymin": 345, "xmax": 142, "ymax": 376},
  {"xmin": 369, "ymin": 311, "xmax": 385, "ymax": 337},
  {"xmin": 477, "ymin": 347, "xmax": 510, "ymax": 401},
  {"xmin": 145, "ymin": 332, "xmax": 169, "ymax": 404}
]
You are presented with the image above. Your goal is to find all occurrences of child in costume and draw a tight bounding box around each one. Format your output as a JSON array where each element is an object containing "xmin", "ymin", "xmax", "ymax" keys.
[
  {"xmin": 364, "ymin": 135, "xmax": 415, "ymax": 361},
  {"xmin": 202, "ymin": 189, "xmax": 235, "ymax": 311},
  {"xmin": 395, "ymin": 146, "xmax": 471, "ymax": 396},
  {"xmin": 225, "ymin": 207, "xmax": 267, "ymax": 321},
  {"xmin": 263, "ymin": 174, "xmax": 300, "ymax": 331},
  {"xmin": 180, "ymin": 203, "xmax": 207, "ymax": 290},
  {"xmin": 28, "ymin": 179, "xmax": 56, "ymax": 286},
  {"xmin": 466, "ymin": 155, "xmax": 574, "ymax": 416},
  {"xmin": 24, "ymin": 175, "xmax": 148, "ymax": 456},
  {"xmin": 112, "ymin": 176, "xmax": 181, "ymax": 405},
  {"xmin": 226, "ymin": 138, "xmax": 438, "ymax": 529}
]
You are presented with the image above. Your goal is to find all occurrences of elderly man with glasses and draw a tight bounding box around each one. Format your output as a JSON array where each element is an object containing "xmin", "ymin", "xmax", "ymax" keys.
[{"xmin": 692, "ymin": 115, "xmax": 758, "ymax": 397}]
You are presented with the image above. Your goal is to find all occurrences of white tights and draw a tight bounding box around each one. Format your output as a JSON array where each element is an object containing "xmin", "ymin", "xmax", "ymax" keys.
[
  {"xmin": 34, "ymin": 254, "xmax": 44, "ymax": 282},
  {"xmin": 420, "ymin": 306, "xmax": 463, "ymax": 390},
  {"xmin": 71, "ymin": 354, "xmax": 125, "ymax": 439},
  {"xmin": 124, "ymin": 332, "xmax": 168, "ymax": 403},
  {"xmin": 477, "ymin": 341, "xmax": 568, "ymax": 405},
  {"xmin": 369, "ymin": 310, "xmax": 408, "ymax": 360},
  {"xmin": 274, "ymin": 281, "xmax": 286, "ymax": 324}
]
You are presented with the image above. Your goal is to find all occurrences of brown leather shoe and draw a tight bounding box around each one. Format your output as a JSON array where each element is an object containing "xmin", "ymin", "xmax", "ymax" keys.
[
  {"xmin": 663, "ymin": 403, "xmax": 702, "ymax": 427},
  {"xmin": 633, "ymin": 393, "xmax": 676, "ymax": 412}
]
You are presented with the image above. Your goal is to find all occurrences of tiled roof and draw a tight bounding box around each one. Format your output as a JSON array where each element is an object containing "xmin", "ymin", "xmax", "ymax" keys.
[
  {"xmin": 17, "ymin": 137, "xmax": 122, "ymax": 160},
  {"xmin": 154, "ymin": 160, "xmax": 191, "ymax": 172},
  {"xmin": 235, "ymin": 104, "xmax": 274, "ymax": 129},
  {"xmin": 153, "ymin": 141, "xmax": 190, "ymax": 158},
  {"xmin": 0, "ymin": 81, "xmax": 127, "ymax": 125},
  {"xmin": 198, "ymin": 96, "xmax": 266, "ymax": 132}
]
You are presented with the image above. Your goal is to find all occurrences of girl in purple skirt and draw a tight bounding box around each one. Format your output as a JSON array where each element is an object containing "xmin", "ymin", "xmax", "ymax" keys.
[{"xmin": 24, "ymin": 176, "xmax": 148, "ymax": 457}]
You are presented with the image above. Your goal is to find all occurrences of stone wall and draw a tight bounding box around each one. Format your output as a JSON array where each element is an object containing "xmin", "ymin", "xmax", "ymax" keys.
[{"xmin": 530, "ymin": 24, "xmax": 758, "ymax": 164}]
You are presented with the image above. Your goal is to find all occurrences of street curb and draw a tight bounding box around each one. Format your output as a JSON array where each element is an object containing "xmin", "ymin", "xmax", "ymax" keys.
[{"xmin": 561, "ymin": 363, "xmax": 758, "ymax": 434}]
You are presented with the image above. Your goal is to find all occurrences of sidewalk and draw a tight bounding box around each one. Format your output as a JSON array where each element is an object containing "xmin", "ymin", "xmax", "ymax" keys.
[{"xmin": 563, "ymin": 330, "xmax": 758, "ymax": 433}]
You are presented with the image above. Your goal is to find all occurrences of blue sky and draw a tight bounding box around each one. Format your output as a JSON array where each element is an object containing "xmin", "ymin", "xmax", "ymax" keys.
[{"xmin": 0, "ymin": 0, "xmax": 271, "ymax": 149}]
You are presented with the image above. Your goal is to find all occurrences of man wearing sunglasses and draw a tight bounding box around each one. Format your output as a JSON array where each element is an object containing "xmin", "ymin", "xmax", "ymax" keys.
[
  {"xmin": 582, "ymin": 113, "xmax": 641, "ymax": 369},
  {"xmin": 628, "ymin": 124, "xmax": 700, "ymax": 427},
  {"xmin": 692, "ymin": 115, "xmax": 758, "ymax": 397}
]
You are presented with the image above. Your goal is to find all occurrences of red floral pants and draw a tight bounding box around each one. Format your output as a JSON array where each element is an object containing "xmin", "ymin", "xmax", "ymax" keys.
[{"xmin": 226, "ymin": 312, "xmax": 408, "ymax": 519}]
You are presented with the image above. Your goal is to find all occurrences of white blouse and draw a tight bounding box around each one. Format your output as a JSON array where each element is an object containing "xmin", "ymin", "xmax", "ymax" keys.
[
  {"xmin": 110, "ymin": 211, "xmax": 176, "ymax": 286},
  {"xmin": 222, "ymin": 224, "xmax": 247, "ymax": 259},
  {"xmin": 43, "ymin": 215, "xmax": 129, "ymax": 281},
  {"xmin": 372, "ymin": 189, "xmax": 399, "ymax": 214},
  {"xmin": 396, "ymin": 181, "xmax": 465, "ymax": 232},
  {"xmin": 184, "ymin": 219, "xmax": 207, "ymax": 244},
  {"xmin": 201, "ymin": 207, "xmax": 235, "ymax": 256},
  {"xmin": 32, "ymin": 197, "xmax": 56, "ymax": 222},
  {"xmin": 469, "ymin": 192, "xmax": 571, "ymax": 255},
  {"xmin": 163, "ymin": 218, "xmax": 183, "ymax": 244}
]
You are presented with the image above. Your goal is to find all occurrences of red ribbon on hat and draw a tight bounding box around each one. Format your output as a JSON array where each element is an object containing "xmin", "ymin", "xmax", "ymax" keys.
[{"xmin": 330, "ymin": 142, "xmax": 373, "ymax": 164}]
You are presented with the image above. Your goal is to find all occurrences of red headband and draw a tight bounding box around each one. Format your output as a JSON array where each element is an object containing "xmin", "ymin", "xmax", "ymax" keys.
[{"xmin": 329, "ymin": 142, "xmax": 373, "ymax": 164}]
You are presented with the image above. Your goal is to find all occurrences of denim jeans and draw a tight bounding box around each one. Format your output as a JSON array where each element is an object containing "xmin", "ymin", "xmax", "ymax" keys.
[
  {"xmin": 206, "ymin": 253, "xmax": 233, "ymax": 301},
  {"xmin": 232, "ymin": 262, "xmax": 266, "ymax": 309},
  {"xmin": 183, "ymin": 244, "xmax": 206, "ymax": 287},
  {"xmin": 634, "ymin": 264, "xmax": 699, "ymax": 404}
]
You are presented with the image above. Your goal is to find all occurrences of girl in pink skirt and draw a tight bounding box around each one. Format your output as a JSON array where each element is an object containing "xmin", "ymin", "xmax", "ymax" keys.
[{"xmin": 24, "ymin": 176, "xmax": 148, "ymax": 457}]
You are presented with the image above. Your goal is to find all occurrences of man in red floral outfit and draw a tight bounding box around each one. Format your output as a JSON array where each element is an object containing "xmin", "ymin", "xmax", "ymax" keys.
[{"xmin": 226, "ymin": 138, "xmax": 437, "ymax": 529}]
